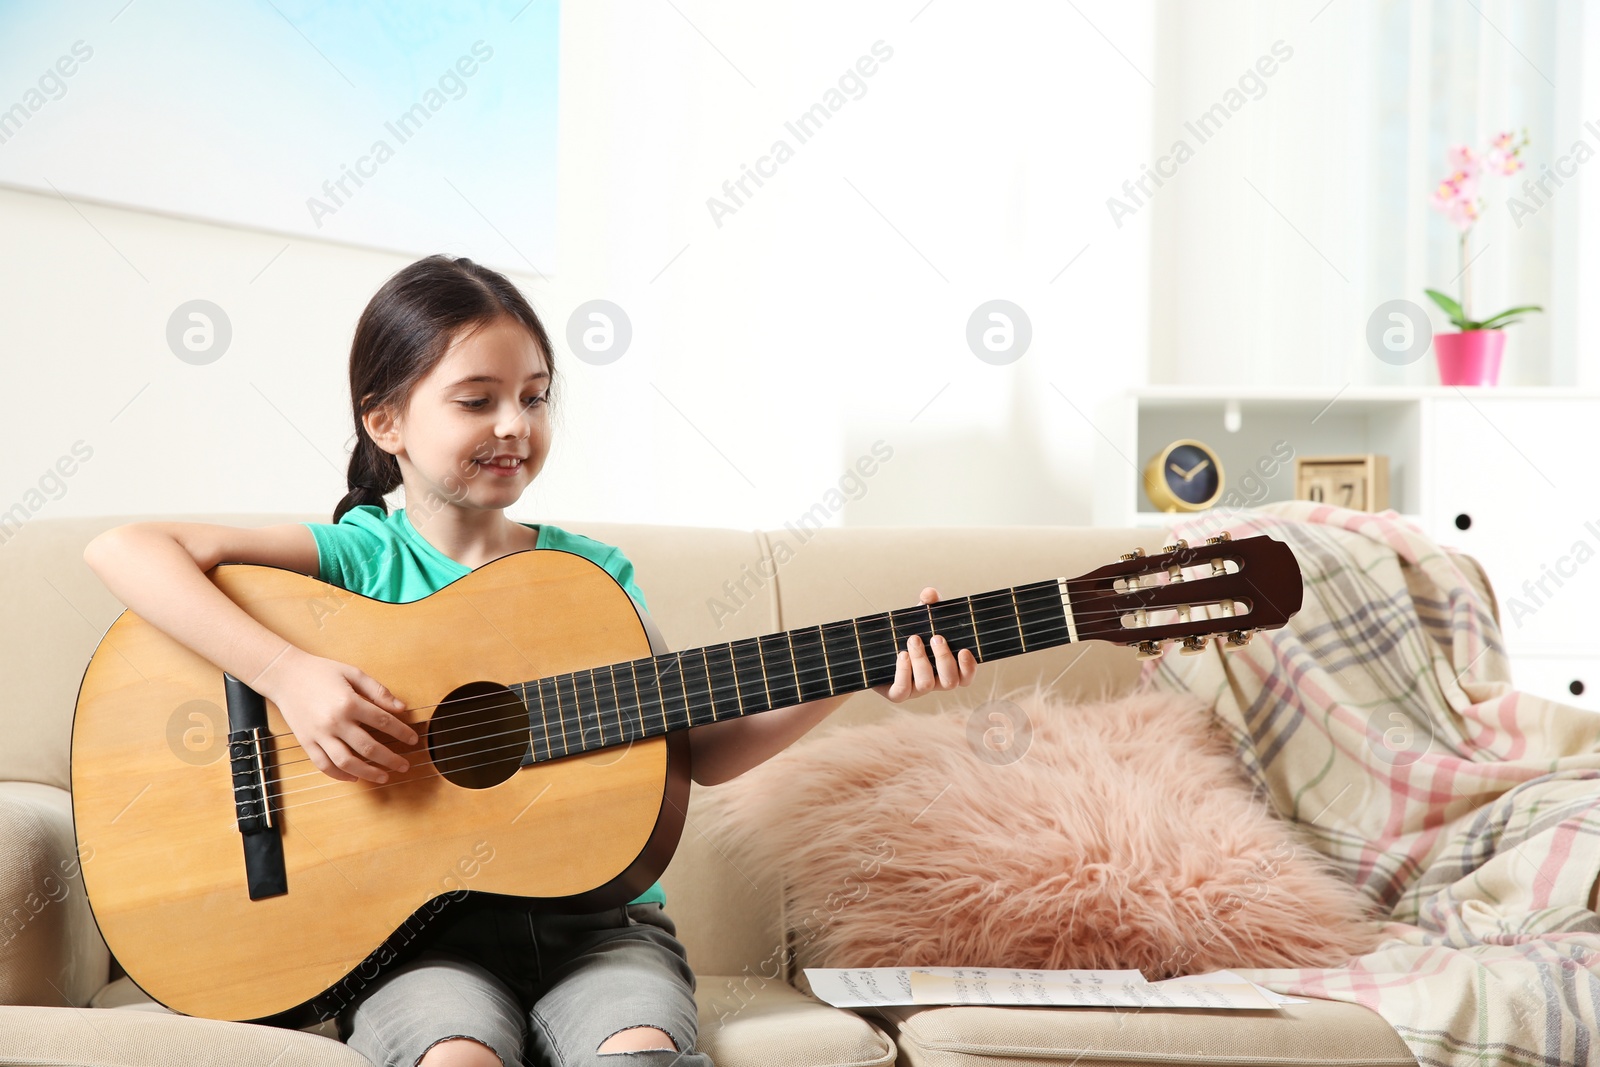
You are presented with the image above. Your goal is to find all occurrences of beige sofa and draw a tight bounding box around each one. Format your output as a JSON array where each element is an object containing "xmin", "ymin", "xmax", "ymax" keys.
[{"xmin": 0, "ymin": 512, "xmax": 1422, "ymax": 1067}]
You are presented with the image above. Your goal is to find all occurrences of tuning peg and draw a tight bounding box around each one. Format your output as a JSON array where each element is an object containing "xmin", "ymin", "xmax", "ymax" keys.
[
  {"xmin": 1179, "ymin": 635, "xmax": 1210, "ymax": 656},
  {"xmin": 1222, "ymin": 629, "xmax": 1254, "ymax": 651},
  {"xmin": 1133, "ymin": 640, "xmax": 1164, "ymax": 660},
  {"xmin": 1162, "ymin": 538, "xmax": 1189, "ymax": 553},
  {"xmin": 1205, "ymin": 532, "xmax": 1232, "ymax": 544},
  {"xmin": 1120, "ymin": 547, "xmax": 1148, "ymax": 561}
]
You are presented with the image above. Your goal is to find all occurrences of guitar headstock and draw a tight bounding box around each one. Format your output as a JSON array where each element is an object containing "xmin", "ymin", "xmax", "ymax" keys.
[{"xmin": 1070, "ymin": 533, "xmax": 1303, "ymax": 658}]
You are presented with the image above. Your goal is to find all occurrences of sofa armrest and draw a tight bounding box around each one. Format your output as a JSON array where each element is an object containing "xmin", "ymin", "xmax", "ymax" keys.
[{"xmin": 0, "ymin": 781, "xmax": 109, "ymax": 1007}]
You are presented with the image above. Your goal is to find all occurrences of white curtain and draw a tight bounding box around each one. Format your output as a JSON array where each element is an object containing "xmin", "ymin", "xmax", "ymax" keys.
[{"xmin": 1147, "ymin": 0, "xmax": 1586, "ymax": 388}]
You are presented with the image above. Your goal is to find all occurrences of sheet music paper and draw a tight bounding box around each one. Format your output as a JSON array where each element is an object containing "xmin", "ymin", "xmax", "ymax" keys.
[{"xmin": 803, "ymin": 966, "xmax": 1297, "ymax": 1011}]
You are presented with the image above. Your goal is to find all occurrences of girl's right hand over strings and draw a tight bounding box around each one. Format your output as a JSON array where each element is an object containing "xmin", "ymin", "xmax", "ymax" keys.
[{"xmin": 258, "ymin": 645, "xmax": 419, "ymax": 783}]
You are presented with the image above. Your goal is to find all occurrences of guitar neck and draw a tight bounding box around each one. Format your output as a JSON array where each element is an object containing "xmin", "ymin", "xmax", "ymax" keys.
[{"xmin": 516, "ymin": 577, "xmax": 1078, "ymax": 763}]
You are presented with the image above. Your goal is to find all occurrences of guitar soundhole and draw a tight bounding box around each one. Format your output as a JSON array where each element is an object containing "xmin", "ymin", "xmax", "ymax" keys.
[{"xmin": 429, "ymin": 681, "xmax": 528, "ymax": 790}]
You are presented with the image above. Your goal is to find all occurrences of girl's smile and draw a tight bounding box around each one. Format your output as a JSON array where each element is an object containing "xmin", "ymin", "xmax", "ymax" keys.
[{"xmin": 474, "ymin": 455, "xmax": 526, "ymax": 477}]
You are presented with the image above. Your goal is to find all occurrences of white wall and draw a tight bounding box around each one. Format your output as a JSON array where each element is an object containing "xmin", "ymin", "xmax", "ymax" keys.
[
  {"xmin": 1147, "ymin": 0, "xmax": 1594, "ymax": 391},
  {"xmin": 0, "ymin": 1, "xmax": 1154, "ymax": 530}
]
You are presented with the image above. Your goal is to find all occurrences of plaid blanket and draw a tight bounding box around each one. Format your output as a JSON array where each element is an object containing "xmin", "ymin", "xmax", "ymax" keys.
[{"xmin": 1144, "ymin": 501, "xmax": 1600, "ymax": 1067}]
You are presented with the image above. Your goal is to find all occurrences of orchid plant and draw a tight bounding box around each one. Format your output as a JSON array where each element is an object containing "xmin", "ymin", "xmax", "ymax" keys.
[{"xmin": 1424, "ymin": 130, "xmax": 1543, "ymax": 332}]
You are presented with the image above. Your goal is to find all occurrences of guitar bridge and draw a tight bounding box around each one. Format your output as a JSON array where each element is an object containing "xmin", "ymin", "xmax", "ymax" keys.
[
  {"xmin": 224, "ymin": 673, "xmax": 288, "ymax": 901},
  {"xmin": 228, "ymin": 725, "xmax": 274, "ymax": 834}
]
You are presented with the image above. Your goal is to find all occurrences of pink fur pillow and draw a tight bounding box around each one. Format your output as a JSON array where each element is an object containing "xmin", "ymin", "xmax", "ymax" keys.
[{"xmin": 696, "ymin": 686, "xmax": 1381, "ymax": 978}]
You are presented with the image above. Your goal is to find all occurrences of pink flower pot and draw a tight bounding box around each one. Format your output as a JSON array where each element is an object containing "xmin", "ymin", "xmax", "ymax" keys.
[{"xmin": 1434, "ymin": 329, "xmax": 1505, "ymax": 386}]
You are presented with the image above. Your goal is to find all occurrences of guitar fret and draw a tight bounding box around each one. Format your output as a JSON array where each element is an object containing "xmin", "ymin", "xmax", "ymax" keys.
[
  {"xmin": 578, "ymin": 668, "xmax": 594, "ymax": 746},
  {"xmin": 704, "ymin": 643, "xmax": 737, "ymax": 720},
  {"xmin": 930, "ymin": 597, "xmax": 980, "ymax": 663},
  {"xmin": 786, "ymin": 631, "xmax": 801, "ymax": 702},
  {"xmin": 852, "ymin": 619, "xmax": 868, "ymax": 687},
  {"xmin": 758, "ymin": 632, "xmax": 800, "ymax": 709},
  {"xmin": 597, "ymin": 669, "xmax": 612, "ymax": 744},
  {"xmin": 550, "ymin": 677, "xmax": 568, "ymax": 758},
  {"xmin": 588, "ymin": 675, "xmax": 604, "ymax": 751},
  {"xmin": 580, "ymin": 668, "xmax": 596, "ymax": 747},
  {"xmin": 678, "ymin": 647, "xmax": 711, "ymax": 728},
  {"xmin": 854, "ymin": 613, "xmax": 898, "ymax": 690},
  {"xmin": 788, "ymin": 624, "xmax": 833, "ymax": 701},
  {"xmin": 971, "ymin": 587, "xmax": 1026, "ymax": 660},
  {"xmin": 661, "ymin": 653, "xmax": 689, "ymax": 733},
  {"xmin": 536, "ymin": 678, "xmax": 552, "ymax": 757},
  {"xmin": 610, "ymin": 666, "xmax": 629, "ymax": 743},
  {"xmin": 518, "ymin": 683, "xmax": 537, "ymax": 763},
  {"xmin": 580, "ymin": 669, "xmax": 601, "ymax": 748},
  {"xmin": 610, "ymin": 667, "xmax": 624, "ymax": 741},
  {"xmin": 531, "ymin": 681, "xmax": 550, "ymax": 763},
  {"xmin": 516, "ymin": 683, "xmax": 541, "ymax": 764},
  {"xmin": 650, "ymin": 657, "xmax": 667, "ymax": 730},
  {"xmin": 592, "ymin": 668, "xmax": 608, "ymax": 742},
  {"xmin": 730, "ymin": 639, "xmax": 771, "ymax": 717},
  {"xmin": 636, "ymin": 658, "xmax": 657, "ymax": 737},
  {"xmin": 633, "ymin": 659, "xmax": 652, "ymax": 735},
  {"xmin": 820, "ymin": 621, "xmax": 861, "ymax": 695},
  {"xmin": 1009, "ymin": 588, "xmax": 1028, "ymax": 652},
  {"xmin": 609, "ymin": 665, "xmax": 632, "ymax": 741},
  {"xmin": 732, "ymin": 643, "xmax": 747, "ymax": 714},
  {"xmin": 532, "ymin": 681, "xmax": 550, "ymax": 760},
  {"xmin": 702, "ymin": 649, "xmax": 718, "ymax": 722},
  {"xmin": 817, "ymin": 627, "xmax": 834, "ymax": 697},
  {"xmin": 540, "ymin": 677, "xmax": 559, "ymax": 757},
  {"xmin": 557, "ymin": 672, "xmax": 578, "ymax": 749},
  {"xmin": 615, "ymin": 663, "xmax": 641, "ymax": 741}
]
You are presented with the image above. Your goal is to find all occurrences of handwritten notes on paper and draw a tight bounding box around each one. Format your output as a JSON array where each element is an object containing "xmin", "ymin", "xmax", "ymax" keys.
[{"xmin": 803, "ymin": 967, "xmax": 1300, "ymax": 1011}]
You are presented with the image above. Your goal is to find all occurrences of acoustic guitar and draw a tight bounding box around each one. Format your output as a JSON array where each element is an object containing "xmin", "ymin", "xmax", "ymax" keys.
[{"xmin": 70, "ymin": 532, "xmax": 1301, "ymax": 1025}]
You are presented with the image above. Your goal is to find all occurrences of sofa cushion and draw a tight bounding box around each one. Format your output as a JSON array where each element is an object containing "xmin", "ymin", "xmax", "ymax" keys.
[
  {"xmin": 0, "ymin": 1003, "xmax": 371, "ymax": 1066},
  {"xmin": 872, "ymin": 999, "xmax": 1416, "ymax": 1067},
  {"xmin": 79, "ymin": 974, "xmax": 896, "ymax": 1067},
  {"xmin": 698, "ymin": 973, "xmax": 896, "ymax": 1066}
]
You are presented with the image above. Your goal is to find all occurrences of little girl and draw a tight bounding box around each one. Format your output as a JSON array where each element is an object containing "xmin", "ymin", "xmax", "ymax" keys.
[{"xmin": 83, "ymin": 254, "xmax": 978, "ymax": 1067}]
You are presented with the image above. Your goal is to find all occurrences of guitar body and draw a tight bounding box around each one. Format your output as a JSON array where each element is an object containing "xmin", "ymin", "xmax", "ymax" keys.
[{"xmin": 70, "ymin": 550, "xmax": 688, "ymax": 1024}]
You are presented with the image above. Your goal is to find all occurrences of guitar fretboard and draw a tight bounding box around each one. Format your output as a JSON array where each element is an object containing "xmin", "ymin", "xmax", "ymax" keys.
[{"xmin": 515, "ymin": 578, "xmax": 1076, "ymax": 762}]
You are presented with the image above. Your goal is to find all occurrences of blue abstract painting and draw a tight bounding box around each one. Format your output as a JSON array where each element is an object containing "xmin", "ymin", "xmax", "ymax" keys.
[{"xmin": 0, "ymin": 0, "xmax": 560, "ymax": 274}]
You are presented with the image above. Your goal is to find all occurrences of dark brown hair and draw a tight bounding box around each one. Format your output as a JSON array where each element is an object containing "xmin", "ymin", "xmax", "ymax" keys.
[{"xmin": 334, "ymin": 255, "xmax": 556, "ymax": 523}]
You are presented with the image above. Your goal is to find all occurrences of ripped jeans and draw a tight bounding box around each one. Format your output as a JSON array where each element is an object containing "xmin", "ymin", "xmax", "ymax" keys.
[{"xmin": 337, "ymin": 901, "xmax": 712, "ymax": 1067}]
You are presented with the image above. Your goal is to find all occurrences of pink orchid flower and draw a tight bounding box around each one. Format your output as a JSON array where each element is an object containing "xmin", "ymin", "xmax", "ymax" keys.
[
  {"xmin": 1442, "ymin": 195, "xmax": 1481, "ymax": 232},
  {"xmin": 1486, "ymin": 131, "xmax": 1525, "ymax": 176},
  {"xmin": 1429, "ymin": 169, "xmax": 1479, "ymax": 216},
  {"xmin": 1445, "ymin": 144, "xmax": 1481, "ymax": 176}
]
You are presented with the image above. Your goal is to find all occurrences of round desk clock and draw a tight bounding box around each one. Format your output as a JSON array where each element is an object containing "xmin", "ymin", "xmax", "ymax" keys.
[{"xmin": 1143, "ymin": 438, "xmax": 1224, "ymax": 512}]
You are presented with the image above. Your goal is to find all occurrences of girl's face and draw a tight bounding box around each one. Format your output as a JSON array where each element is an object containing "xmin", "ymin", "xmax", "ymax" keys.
[{"xmin": 369, "ymin": 315, "xmax": 552, "ymax": 514}]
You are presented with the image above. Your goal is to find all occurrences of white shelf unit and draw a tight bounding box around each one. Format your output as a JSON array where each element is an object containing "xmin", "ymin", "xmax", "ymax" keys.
[{"xmin": 1094, "ymin": 386, "xmax": 1600, "ymax": 713}]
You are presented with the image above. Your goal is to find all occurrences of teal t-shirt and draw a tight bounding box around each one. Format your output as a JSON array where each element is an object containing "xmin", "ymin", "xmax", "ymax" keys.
[{"xmin": 301, "ymin": 504, "xmax": 666, "ymax": 908}]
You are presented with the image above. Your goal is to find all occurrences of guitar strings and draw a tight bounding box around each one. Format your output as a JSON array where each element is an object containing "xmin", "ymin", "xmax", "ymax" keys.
[
  {"xmin": 257, "ymin": 577, "xmax": 1239, "ymax": 770},
  {"xmin": 248, "ymin": 584, "xmax": 1257, "ymax": 806},
  {"xmin": 259, "ymin": 581, "xmax": 1253, "ymax": 791},
  {"xmin": 258, "ymin": 580, "xmax": 1252, "ymax": 784}
]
